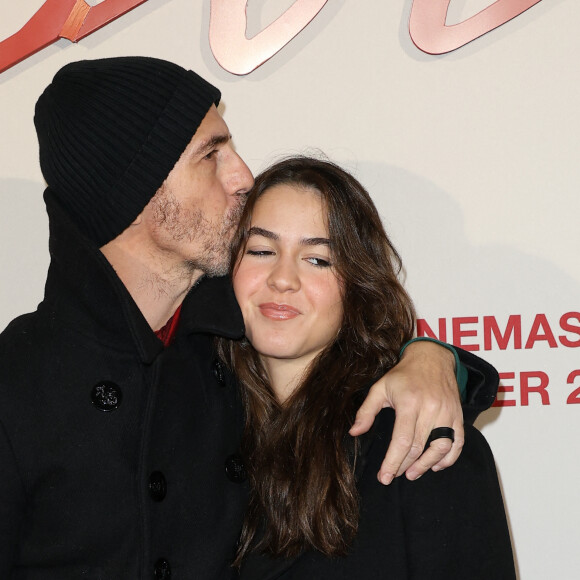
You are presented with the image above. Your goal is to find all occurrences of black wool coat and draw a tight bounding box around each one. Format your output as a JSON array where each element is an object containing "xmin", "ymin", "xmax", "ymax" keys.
[
  {"xmin": 240, "ymin": 402, "xmax": 515, "ymax": 580},
  {"xmin": 0, "ymin": 199, "xmax": 248, "ymax": 579},
  {"xmin": 0, "ymin": 196, "xmax": 500, "ymax": 579}
]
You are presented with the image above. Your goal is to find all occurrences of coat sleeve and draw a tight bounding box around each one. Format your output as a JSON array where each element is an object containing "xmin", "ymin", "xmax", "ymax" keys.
[
  {"xmin": 400, "ymin": 338, "xmax": 498, "ymax": 424},
  {"xmin": 455, "ymin": 348, "xmax": 499, "ymax": 425},
  {"xmin": 0, "ymin": 416, "xmax": 26, "ymax": 574},
  {"xmin": 398, "ymin": 423, "xmax": 516, "ymax": 580}
]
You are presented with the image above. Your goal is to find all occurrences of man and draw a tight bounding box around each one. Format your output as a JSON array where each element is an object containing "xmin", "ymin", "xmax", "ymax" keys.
[{"xmin": 0, "ymin": 57, "xmax": 497, "ymax": 578}]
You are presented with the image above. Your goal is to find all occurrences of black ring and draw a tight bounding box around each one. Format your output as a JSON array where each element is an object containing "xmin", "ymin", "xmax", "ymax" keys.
[{"xmin": 425, "ymin": 427, "xmax": 455, "ymax": 449}]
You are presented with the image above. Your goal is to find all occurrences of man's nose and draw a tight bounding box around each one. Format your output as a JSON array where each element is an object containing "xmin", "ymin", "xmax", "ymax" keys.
[{"xmin": 229, "ymin": 152, "xmax": 254, "ymax": 196}]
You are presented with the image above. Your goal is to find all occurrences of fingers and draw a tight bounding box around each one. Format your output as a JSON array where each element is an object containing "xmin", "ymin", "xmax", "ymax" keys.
[
  {"xmin": 404, "ymin": 438, "xmax": 453, "ymax": 480},
  {"xmin": 404, "ymin": 420, "xmax": 465, "ymax": 481},
  {"xmin": 377, "ymin": 396, "xmax": 464, "ymax": 484},
  {"xmin": 356, "ymin": 339, "xmax": 466, "ymax": 485},
  {"xmin": 377, "ymin": 409, "xmax": 422, "ymax": 485},
  {"xmin": 349, "ymin": 384, "xmax": 389, "ymax": 436},
  {"xmin": 431, "ymin": 421, "xmax": 465, "ymax": 472}
]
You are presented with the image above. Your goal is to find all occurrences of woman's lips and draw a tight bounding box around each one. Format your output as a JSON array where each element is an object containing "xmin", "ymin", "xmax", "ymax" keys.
[{"xmin": 258, "ymin": 303, "xmax": 301, "ymax": 320}]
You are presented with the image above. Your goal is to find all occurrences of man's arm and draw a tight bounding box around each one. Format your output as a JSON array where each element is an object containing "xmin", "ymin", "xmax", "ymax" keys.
[{"xmin": 349, "ymin": 340, "xmax": 499, "ymax": 484}]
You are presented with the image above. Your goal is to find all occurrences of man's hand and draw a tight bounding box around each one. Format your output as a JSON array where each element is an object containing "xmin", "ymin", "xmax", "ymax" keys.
[{"xmin": 349, "ymin": 340, "xmax": 464, "ymax": 485}]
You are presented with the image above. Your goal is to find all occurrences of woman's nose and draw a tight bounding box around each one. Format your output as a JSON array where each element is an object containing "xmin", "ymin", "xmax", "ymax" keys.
[{"xmin": 267, "ymin": 258, "xmax": 300, "ymax": 292}]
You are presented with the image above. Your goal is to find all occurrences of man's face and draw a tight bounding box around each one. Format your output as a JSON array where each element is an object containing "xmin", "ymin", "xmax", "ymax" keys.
[{"xmin": 140, "ymin": 105, "xmax": 254, "ymax": 277}]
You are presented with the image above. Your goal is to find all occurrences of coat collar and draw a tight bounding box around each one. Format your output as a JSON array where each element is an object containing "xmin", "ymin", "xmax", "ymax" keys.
[{"xmin": 43, "ymin": 190, "xmax": 244, "ymax": 364}]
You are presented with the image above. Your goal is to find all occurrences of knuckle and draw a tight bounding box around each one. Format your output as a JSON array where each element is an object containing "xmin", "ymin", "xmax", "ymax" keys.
[
  {"xmin": 430, "ymin": 439, "xmax": 453, "ymax": 455},
  {"xmin": 422, "ymin": 398, "xmax": 442, "ymax": 414},
  {"xmin": 435, "ymin": 457, "xmax": 453, "ymax": 470},
  {"xmin": 393, "ymin": 433, "xmax": 414, "ymax": 450},
  {"xmin": 407, "ymin": 442, "xmax": 424, "ymax": 461},
  {"xmin": 410, "ymin": 456, "xmax": 432, "ymax": 475},
  {"xmin": 381, "ymin": 462, "xmax": 397, "ymax": 475},
  {"xmin": 392, "ymin": 394, "xmax": 414, "ymax": 412}
]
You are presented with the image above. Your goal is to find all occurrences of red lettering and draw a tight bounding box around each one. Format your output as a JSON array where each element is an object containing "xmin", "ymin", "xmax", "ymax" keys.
[
  {"xmin": 520, "ymin": 371, "xmax": 550, "ymax": 406},
  {"xmin": 492, "ymin": 372, "xmax": 516, "ymax": 407},
  {"xmin": 0, "ymin": 0, "xmax": 149, "ymax": 75},
  {"xmin": 209, "ymin": 0, "xmax": 328, "ymax": 75},
  {"xmin": 76, "ymin": 0, "xmax": 150, "ymax": 39},
  {"xmin": 409, "ymin": 0, "xmax": 543, "ymax": 55},
  {"xmin": 559, "ymin": 312, "xmax": 580, "ymax": 348},
  {"xmin": 483, "ymin": 315, "xmax": 522, "ymax": 350},
  {"xmin": 525, "ymin": 314, "xmax": 558, "ymax": 349},
  {"xmin": 416, "ymin": 318, "xmax": 447, "ymax": 342},
  {"xmin": 0, "ymin": 0, "xmax": 78, "ymax": 74},
  {"xmin": 452, "ymin": 316, "xmax": 479, "ymax": 351},
  {"xmin": 567, "ymin": 370, "xmax": 580, "ymax": 404}
]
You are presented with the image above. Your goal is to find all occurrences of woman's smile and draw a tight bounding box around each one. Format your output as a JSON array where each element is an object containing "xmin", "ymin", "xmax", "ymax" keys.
[{"xmin": 258, "ymin": 302, "xmax": 301, "ymax": 320}]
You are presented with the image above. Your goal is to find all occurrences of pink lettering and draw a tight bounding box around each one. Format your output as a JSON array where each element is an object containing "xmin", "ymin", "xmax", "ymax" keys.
[
  {"xmin": 0, "ymin": 0, "xmax": 546, "ymax": 76},
  {"xmin": 409, "ymin": 0, "xmax": 543, "ymax": 55},
  {"xmin": 209, "ymin": 0, "xmax": 328, "ymax": 75}
]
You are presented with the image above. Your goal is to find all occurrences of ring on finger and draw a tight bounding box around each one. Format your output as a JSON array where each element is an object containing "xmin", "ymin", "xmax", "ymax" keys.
[{"xmin": 424, "ymin": 427, "xmax": 455, "ymax": 450}]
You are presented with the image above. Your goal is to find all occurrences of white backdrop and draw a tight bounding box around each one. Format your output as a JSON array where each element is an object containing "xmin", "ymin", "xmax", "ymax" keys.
[{"xmin": 1, "ymin": 1, "xmax": 578, "ymax": 578}]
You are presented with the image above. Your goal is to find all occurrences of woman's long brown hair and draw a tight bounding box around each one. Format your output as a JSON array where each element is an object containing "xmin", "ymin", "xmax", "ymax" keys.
[{"xmin": 217, "ymin": 156, "xmax": 416, "ymax": 565}]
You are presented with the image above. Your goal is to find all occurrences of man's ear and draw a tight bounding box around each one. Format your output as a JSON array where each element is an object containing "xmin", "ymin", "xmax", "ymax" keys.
[{"xmin": 131, "ymin": 212, "xmax": 143, "ymax": 226}]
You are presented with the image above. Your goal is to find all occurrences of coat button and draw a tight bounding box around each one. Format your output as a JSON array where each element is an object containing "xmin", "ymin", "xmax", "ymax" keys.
[
  {"xmin": 149, "ymin": 471, "xmax": 167, "ymax": 502},
  {"xmin": 91, "ymin": 381, "xmax": 122, "ymax": 411},
  {"xmin": 154, "ymin": 558, "xmax": 171, "ymax": 579},
  {"xmin": 225, "ymin": 454, "xmax": 247, "ymax": 483},
  {"xmin": 212, "ymin": 359, "xmax": 225, "ymax": 386}
]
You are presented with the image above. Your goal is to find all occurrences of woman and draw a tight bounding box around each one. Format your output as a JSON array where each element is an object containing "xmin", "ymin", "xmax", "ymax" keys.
[{"xmin": 218, "ymin": 156, "xmax": 515, "ymax": 579}]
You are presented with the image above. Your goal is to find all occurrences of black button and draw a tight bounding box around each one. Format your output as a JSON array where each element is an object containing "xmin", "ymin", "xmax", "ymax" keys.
[
  {"xmin": 154, "ymin": 558, "xmax": 171, "ymax": 579},
  {"xmin": 91, "ymin": 381, "xmax": 122, "ymax": 412},
  {"xmin": 225, "ymin": 454, "xmax": 247, "ymax": 483},
  {"xmin": 212, "ymin": 359, "xmax": 225, "ymax": 386},
  {"xmin": 149, "ymin": 471, "xmax": 167, "ymax": 502}
]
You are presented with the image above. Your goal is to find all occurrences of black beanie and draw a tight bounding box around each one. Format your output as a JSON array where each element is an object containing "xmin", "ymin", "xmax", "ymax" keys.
[{"xmin": 34, "ymin": 56, "xmax": 221, "ymax": 247}]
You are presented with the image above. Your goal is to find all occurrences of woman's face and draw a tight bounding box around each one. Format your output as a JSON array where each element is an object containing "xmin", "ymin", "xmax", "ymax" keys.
[{"xmin": 233, "ymin": 183, "xmax": 343, "ymax": 374}]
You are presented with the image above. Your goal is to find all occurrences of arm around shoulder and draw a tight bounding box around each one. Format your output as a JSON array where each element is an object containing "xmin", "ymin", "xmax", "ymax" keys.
[{"xmin": 402, "ymin": 338, "xmax": 500, "ymax": 424}]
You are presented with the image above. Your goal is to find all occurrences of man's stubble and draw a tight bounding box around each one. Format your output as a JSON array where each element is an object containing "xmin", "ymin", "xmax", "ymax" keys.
[{"xmin": 150, "ymin": 187, "xmax": 246, "ymax": 278}]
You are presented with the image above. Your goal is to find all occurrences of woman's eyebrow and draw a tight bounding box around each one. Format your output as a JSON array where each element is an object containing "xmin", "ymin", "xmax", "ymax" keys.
[
  {"xmin": 300, "ymin": 237, "xmax": 330, "ymax": 247},
  {"xmin": 248, "ymin": 226, "xmax": 278, "ymax": 240},
  {"xmin": 249, "ymin": 227, "xmax": 331, "ymax": 248},
  {"xmin": 249, "ymin": 227, "xmax": 330, "ymax": 247}
]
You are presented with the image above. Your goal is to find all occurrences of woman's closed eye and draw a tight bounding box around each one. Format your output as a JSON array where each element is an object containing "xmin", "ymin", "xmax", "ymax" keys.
[{"xmin": 246, "ymin": 248, "xmax": 275, "ymax": 257}]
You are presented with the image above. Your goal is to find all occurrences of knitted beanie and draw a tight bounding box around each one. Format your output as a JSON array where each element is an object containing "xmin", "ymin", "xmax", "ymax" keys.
[{"xmin": 34, "ymin": 56, "xmax": 221, "ymax": 247}]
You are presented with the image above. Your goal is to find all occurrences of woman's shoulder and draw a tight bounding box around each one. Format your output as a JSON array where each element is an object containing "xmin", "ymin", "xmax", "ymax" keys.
[{"xmin": 359, "ymin": 406, "xmax": 498, "ymax": 486}]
